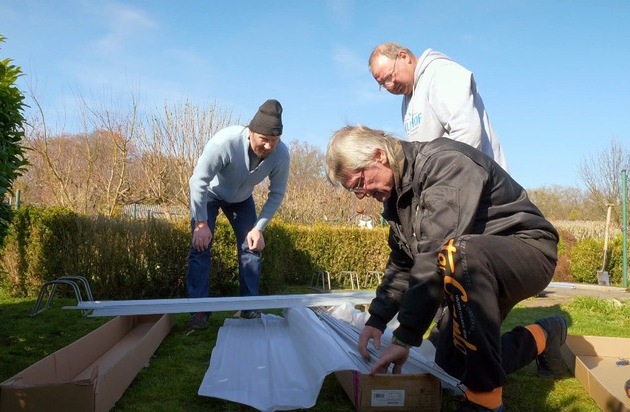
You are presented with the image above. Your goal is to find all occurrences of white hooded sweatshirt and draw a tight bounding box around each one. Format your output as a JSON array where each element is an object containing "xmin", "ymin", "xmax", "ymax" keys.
[{"xmin": 402, "ymin": 49, "xmax": 508, "ymax": 171}]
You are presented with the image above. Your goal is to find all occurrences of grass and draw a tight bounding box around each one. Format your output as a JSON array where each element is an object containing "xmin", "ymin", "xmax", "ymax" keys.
[{"xmin": 1, "ymin": 289, "xmax": 629, "ymax": 412}]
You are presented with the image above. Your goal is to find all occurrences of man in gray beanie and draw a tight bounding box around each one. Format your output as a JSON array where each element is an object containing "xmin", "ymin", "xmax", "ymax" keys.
[{"xmin": 186, "ymin": 99, "xmax": 290, "ymax": 329}]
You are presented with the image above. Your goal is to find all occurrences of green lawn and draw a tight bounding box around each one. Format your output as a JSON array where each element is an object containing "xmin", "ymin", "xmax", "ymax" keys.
[{"xmin": 1, "ymin": 290, "xmax": 629, "ymax": 411}]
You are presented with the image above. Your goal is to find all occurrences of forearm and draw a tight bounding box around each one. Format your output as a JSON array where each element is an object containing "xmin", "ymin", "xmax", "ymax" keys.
[
  {"xmin": 366, "ymin": 248, "xmax": 412, "ymax": 331},
  {"xmin": 256, "ymin": 166, "xmax": 289, "ymax": 231}
]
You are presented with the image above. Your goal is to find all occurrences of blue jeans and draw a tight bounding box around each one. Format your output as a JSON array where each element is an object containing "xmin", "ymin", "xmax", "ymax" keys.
[{"xmin": 186, "ymin": 196, "xmax": 262, "ymax": 300}]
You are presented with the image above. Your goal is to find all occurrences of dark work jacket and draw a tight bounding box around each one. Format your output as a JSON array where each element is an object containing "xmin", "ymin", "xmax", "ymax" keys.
[{"xmin": 365, "ymin": 138, "xmax": 558, "ymax": 346}]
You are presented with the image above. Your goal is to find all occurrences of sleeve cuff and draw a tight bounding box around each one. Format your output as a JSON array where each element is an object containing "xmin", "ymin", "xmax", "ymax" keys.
[
  {"xmin": 394, "ymin": 324, "xmax": 423, "ymax": 347},
  {"xmin": 365, "ymin": 315, "xmax": 388, "ymax": 332},
  {"xmin": 391, "ymin": 335, "xmax": 413, "ymax": 349}
]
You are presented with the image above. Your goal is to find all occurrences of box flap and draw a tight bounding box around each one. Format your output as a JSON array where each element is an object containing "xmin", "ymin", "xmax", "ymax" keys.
[
  {"xmin": 562, "ymin": 335, "xmax": 630, "ymax": 412},
  {"xmin": 92, "ymin": 314, "xmax": 174, "ymax": 412},
  {"xmin": 0, "ymin": 381, "xmax": 96, "ymax": 412},
  {"xmin": 564, "ymin": 335, "xmax": 630, "ymax": 358},
  {"xmin": 1, "ymin": 317, "xmax": 132, "ymax": 388}
]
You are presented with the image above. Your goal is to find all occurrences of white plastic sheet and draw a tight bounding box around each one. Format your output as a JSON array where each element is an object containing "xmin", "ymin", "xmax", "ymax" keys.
[
  {"xmin": 198, "ymin": 309, "xmax": 359, "ymax": 411},
  {"xmin": 198, "ymin": 305, "xmax": 459, "ymax": 411}
]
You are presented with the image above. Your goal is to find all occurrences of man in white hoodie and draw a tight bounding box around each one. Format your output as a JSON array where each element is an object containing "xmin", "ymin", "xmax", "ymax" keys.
[{"xmin": 369, "ymin": 42, "xmax": 508, "ymax": 171}]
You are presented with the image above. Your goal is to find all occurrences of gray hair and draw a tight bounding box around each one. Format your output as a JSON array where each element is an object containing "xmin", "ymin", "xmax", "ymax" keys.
[
  {"xmin": 325, "ymin": 125, "xmax": 396, "ymax": 186},
  {"xmin": 368, "ymin": 42, "xmax": 414, "ymax": 70}
]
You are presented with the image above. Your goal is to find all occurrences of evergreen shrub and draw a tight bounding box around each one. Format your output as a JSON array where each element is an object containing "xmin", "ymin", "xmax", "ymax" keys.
[
  {"xmin": 0, "ymin": 207, "xmax": 391, "ymax": 298},
  {"xmin": 606, "ymin": 235, "xmax": 625, "ymax": 285},
  {"xmin": 569, "ymin": 237, "xmax": 605, "ymax": 284}
]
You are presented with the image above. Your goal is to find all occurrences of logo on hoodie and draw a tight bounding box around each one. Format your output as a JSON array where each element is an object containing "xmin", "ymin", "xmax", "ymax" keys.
[{"xmin": 404, "ymin": 112, "xmax": 422, "ymax": 133}]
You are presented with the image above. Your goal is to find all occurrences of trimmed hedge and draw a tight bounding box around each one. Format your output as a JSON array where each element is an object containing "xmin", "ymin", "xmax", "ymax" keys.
[
  {"xmin": 0, "ymin": 207, "xmax": 389, "ymax": 299},
  {"xmin": 0, "ymin": 207, "xmax": 190, "ymax": 299},
  {"xmin": 1, "ymin": 206, "xmax": 626, "ymax": 300}
]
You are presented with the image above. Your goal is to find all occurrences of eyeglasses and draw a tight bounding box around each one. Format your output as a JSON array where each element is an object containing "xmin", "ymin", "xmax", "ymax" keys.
[
  {"xmin": 378, "ymin": 56, "xmax": 398, "ymax": 91},
  {"xmin": 349, "ymin": 170, "xmax": 365, "ymax": 193}
]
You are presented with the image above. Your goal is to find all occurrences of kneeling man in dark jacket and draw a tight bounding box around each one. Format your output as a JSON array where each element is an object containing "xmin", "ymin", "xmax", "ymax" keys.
[{"xmin": 324, "ymin": 125, "xmax": 567, "ymax": 412}]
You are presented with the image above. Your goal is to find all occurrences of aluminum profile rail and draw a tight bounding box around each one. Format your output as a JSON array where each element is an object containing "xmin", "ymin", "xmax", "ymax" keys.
[
  {"xmin": 63, "ymin": 291, "xmax": 376, "ymax": 317},
  {"xmin": 315, "ymin": 309, "xmax": 462, "ymax": 391}
]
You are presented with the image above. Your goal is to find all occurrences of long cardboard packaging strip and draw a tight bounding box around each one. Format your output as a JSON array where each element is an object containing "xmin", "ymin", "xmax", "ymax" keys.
[
  {"xmin": 335, "ymin": 370, "xmax": 442, "ymax": 412},
  {"xmin": 561, "ymin": 335, "xmax": 630, "ymax": 412},
  {"xmin": 0, "ymin": 314, "xmax": 174, "ymax": 412}
]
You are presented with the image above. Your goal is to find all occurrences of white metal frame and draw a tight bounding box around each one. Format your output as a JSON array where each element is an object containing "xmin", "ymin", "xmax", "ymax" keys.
[{"xmin": 64, "ymin": 291, "xmax": 376, "ymax": 317}]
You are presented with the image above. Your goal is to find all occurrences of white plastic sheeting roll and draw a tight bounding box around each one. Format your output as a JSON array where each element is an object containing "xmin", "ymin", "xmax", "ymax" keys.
[{"xmin": 198, "ymin": 304, "xmax": 459, "ymax": 411}]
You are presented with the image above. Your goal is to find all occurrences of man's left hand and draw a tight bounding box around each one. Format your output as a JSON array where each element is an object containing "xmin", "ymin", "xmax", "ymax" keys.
[{"xmin": 247, "ymin": 228, "xmax": 265, "ymax": 252}]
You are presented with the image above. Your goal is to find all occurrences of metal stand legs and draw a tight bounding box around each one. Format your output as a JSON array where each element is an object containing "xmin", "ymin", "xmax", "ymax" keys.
[{"xmin": 31, "ymin": 275, "xmax": 94, "ymax": 316}]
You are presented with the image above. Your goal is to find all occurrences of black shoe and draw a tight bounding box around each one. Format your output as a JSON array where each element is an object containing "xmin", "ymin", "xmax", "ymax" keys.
[
  {"xmin": 535, "ymin": 315, "xmax": 568, "ymax": 377},
  {"xmin": 187, "ymin": 312, "xmax": 209, "ymax": 330},
  {"xmin": 239, "ymin": 309, "xmax": 261, "ymax": 319},
  {"xmin": 455, "ymin": 400, "xmax": 504, "ymax": 412}
]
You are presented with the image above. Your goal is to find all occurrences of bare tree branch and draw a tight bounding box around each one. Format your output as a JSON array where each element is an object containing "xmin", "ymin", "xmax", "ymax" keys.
[{"xmin": 578, "ymin": 138, "xmax": 630, "ymax": 225}]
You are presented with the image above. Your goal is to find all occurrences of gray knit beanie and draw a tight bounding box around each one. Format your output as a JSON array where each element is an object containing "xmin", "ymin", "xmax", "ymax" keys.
[{"xmin": 248, "ymin": 99, "xmax": 283, "ymax": 136}]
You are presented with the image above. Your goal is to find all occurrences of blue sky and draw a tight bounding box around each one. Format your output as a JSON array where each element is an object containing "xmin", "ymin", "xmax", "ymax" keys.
[{"xmin": 1, "ymin": 1, "xmax": 628, "ymax": 189}]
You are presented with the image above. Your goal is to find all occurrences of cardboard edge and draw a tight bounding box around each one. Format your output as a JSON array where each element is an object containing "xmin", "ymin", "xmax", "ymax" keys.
[
  {"xmin": 93, "ymin": 313, "xmax": 174, "ymax": 412},
  {"xmin": 334, "ymin": 370, "xmax": 442, "ymax": 412},
  {"xmin": 0, "ymin": 314, "xmax": 174, "ymax": 412},
  {"xmin": 561, "ymin": 335, "xmax": 630, "ymax": 412}
]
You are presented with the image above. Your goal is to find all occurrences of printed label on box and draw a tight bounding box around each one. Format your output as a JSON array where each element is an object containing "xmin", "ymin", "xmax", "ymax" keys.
[{"xmin": 370, "ymin": 389, "xmax": 406, "ymax": 406}]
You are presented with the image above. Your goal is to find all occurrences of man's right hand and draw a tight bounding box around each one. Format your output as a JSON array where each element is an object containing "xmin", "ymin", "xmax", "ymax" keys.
[{"xmin": 192, "ymin": 221, "xmax": 212, "ymax": 252}]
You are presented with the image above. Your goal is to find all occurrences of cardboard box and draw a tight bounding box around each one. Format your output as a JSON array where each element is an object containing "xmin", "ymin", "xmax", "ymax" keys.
[
  {"xmin": 335, "ymin": 370, "xmax": 442, "ymax": 412},
  {"xmin": 0, "ymin": 314, "xmax": 174, "ymax": 412},
  {"xmin": 561, "ymin": 335, "xmax": 630, "ymax": 412}
]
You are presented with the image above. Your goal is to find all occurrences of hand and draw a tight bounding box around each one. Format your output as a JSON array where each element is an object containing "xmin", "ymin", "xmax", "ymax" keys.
[
  {"xmin": 358, "ymin": 326, "xmax": 382, "ymax": 361},
  {"xmin": 370, "ymin": 343, "xmax": 409, "ymax": 375},
  {"xmin": 192, "ymin": 222, "xmax": 212, "ymax": 252},
  {"xmin": 246, "ymin": 228, "xmax": 265, "ymax": 252}
]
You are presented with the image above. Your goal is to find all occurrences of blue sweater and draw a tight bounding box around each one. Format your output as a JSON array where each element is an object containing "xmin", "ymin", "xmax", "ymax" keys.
[{"xmin": 189, "ymin": 125, "xmax": 290, "ymax": 231}]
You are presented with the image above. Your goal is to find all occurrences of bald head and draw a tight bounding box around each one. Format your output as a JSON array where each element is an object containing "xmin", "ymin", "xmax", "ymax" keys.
[
  {"xmin": 369, "ymin": 42, "xmax": 417, "ymax": 95},
  {"xmin": 368, "ymin": 42, "xmax": 414, "ymax": 71}
]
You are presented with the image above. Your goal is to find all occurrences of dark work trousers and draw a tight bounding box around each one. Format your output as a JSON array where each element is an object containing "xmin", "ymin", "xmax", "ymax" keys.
[{"xmin": 433, "ymin": 234, "xmax": 557, "ymax": 392}]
